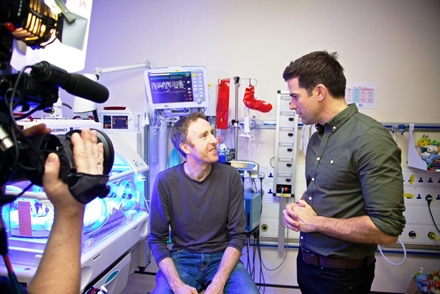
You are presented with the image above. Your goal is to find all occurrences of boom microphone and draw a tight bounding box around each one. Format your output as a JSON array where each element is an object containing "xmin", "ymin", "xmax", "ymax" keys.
[{"xmin": 30, "ymin": 61, "xmax": 109, "ymax": 103}]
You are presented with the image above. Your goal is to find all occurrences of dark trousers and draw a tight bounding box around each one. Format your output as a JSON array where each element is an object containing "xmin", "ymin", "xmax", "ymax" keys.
[{"xmin": 297, "ymin": 249, "xmax": 375, "ymax": 294}]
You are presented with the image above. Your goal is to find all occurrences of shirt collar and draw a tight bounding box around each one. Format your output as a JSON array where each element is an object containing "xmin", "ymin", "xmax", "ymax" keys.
[{"xmin": 315, "ymin": 103, "xmax": 358, "ymax": 134}]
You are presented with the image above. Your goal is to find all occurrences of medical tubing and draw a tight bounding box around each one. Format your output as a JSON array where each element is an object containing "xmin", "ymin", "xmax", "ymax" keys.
[{"xmin": 377, "ymin": 238, "xmax": 407, "ymax": 266}]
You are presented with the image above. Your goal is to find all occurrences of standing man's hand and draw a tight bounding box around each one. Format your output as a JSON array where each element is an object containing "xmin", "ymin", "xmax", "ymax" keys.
[
  {"xmin": 289, "ymin": 199, "xmax": 318, "ymax": 233},
  {"xmin": 283, "ymin": 199, "xmax": 311, "ymax": 232}
]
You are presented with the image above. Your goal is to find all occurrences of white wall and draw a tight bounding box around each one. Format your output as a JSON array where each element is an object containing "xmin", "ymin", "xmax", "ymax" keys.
[
  {"xmin": 61, "ymin": 0, "xmax": 440, "ymax": 167},
  {"xmin": 73, "ymin": 0, "xmax": 440, "ymax": 292},
  {"xmin": 75, "ymin": 0, "xmax": 440, "ymax": 121}
]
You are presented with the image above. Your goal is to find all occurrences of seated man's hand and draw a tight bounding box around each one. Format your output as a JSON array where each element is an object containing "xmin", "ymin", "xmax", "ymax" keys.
[
  {"xmin": 173, "ymin": 284, "xmax": 198, "ymax": 294},
  {"xmin": 43, "ymin": 128, "xmax": 104, "ymax": 216},
  {"xmin": 204, "ymin": 281, "xmax": 225, "ymax": 294}
]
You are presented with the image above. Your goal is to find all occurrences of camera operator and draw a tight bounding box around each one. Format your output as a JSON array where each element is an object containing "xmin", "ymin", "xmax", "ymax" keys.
[{"xmin": 1, "ymin": 125, "xmax": 106, "ymax": 294}]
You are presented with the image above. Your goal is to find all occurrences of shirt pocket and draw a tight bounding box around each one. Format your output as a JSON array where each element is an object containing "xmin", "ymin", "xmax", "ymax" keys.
[{"xmin": 317, "ymin": 156, "xmax": 349, "ymax": 188}]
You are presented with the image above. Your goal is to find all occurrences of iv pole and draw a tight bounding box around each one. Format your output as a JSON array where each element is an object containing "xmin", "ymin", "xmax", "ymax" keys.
[
  {"xmin": 234, "ymin": 77, "xmax": 240, "ymax": 160},
  {"xmin": 219, "ymin": 76, "xmax": 257, "ymax": 161}
]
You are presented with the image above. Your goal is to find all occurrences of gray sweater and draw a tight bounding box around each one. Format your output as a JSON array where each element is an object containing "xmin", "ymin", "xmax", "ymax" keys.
[{"xmin": 148, "ymin": 162, "xmax": 246, "ymax": 265}]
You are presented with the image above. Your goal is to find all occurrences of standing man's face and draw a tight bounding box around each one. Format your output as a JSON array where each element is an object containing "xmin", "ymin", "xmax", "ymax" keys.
[{"xmin": 287, "ymin": 77, "xmax": 320, "ymax": 125}]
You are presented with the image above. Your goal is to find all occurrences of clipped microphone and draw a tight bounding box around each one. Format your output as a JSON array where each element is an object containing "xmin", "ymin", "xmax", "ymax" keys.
[{"xmin": 30, "ymin": 61, "xmax": 109, "ymax": 103}]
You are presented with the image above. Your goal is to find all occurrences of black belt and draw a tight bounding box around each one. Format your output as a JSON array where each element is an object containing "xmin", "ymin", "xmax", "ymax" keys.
[{"xmin": 301, "ymin": 247, "xmax": 375, "ymax": 270}]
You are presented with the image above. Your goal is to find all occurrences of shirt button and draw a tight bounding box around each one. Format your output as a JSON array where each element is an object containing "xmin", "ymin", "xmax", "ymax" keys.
[
  {"xmin": 317, "ymin": 157, "xmax": 320, "ymax": 161},
  {"xmin": 332, "ymin": 126, "xmax": 336, "ymax": 130},
  {"xmin": 330, "ymin": 160, "xmax": 334, "ymax": 164},
  {"xmin": 300, "ymin": 236, "xmax": 304, "ymax": 239},
  {"xmin": 312, "ymin": 178, "xmax": 315, "ymax": 181},
  {"xmin": 308, "ymin": 197, "xmax": 312, "ymax": 201}
]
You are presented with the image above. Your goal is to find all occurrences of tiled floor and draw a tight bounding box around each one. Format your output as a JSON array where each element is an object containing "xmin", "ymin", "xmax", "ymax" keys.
[{"xmin": 120, "ymin": 272, "xmax": 301, "ymax": 294}]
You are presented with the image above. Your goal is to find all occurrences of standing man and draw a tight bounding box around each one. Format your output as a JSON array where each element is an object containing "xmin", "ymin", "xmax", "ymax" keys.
[
  {"xmin": 148, "ymin": 112, "xmax": 259, "ymax": 294},
  {"xmin": 282, "ymin": 51, "xmax": 405, "ymax": 294}
]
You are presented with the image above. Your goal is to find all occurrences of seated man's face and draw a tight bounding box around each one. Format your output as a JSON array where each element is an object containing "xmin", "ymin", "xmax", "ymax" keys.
[{"xmin": 184, "ymin": 118, "xmax": 218, "ymax": 164}]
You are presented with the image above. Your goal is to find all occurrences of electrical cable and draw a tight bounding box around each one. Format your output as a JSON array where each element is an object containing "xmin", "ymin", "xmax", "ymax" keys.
[
  {"xmin": 2, "ymin": 254, "xmax": 23, "ymax": 294},
  {"xmin": 259, "ymin": 198, "xmax": 291, "ymax": 272},
  {"xmin": 377, "ymin": 238, "xmax": 407, "ymax": 266},
  {"xmin": 1, "ymin": 225, "xmax": 22, "ymax": 294},
  {"xmin": 13, "ymin": 106, "xmax": 41, "ymax": 120},
  {"xmin": 260, "ymin": 229, "xmax": 290, "ymax": 272},
  {"xmin": 62, "ymin": 102, "xmax": 72, "ymax": 109},
  {"xmin": 0, "ymin": 66, "xmax": 52, "ymax": 293},
  {"xmin": 5, "ymin": 65, "xmax": 45, "ymax": 195},
  {"xmin": 242, "ymin": 174, "xmax": 266, "ymax": 293},
  {"xmin": 251, "ymin": 178, "xmax": 257, "ymax": 193},
  {"xmin": 251, "ymin": 237, "xmax": 256, "ymax": 279},
  {"xmin": 428, "ymin": 232, "xmax": 440, "ymax": 242},
  {"xmin": 269, "ymin": 156, "xmax": 275, "ymax": 168},
  {"xmin": 245, "ymin": 238, "xmax": 251, "ymax": 274},
  {"xmin": 244, "ymin": 174, "xmax": 290, "ymax": 292},
  {"xmin": 256, "ymin": 231, "xmax": 266, "ymax": 294},
  {"xmin": 426, "ymin": 194, "xmax": 440, "ymax": 233},
  {"xmin": 149, "ymin": 110, "xmax": 161, "ymax": 136},
  {"xmin": 244, "ymin": 228, "xmax": 266, "ymax": 293}
]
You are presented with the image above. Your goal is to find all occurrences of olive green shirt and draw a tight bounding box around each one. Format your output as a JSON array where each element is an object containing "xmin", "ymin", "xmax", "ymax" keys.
[{"xmin": 301, "ymin": 104, "xmax": 406, "ymax": 259}]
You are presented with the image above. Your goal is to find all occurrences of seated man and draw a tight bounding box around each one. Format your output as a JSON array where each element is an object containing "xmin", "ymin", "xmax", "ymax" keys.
[{"xmin": 148, "ymin": 112, "xmax": 259, "ymax": 294}]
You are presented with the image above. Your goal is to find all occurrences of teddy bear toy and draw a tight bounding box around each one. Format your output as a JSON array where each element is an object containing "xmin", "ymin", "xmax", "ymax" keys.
[{"xmin": 421, "ymin": 145, "xmax": 440, "ymax": 165}]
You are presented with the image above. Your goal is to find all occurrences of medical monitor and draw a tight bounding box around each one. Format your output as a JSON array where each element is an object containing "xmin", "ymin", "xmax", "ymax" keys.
[{"xmin": 144, "ymin": 66, "xmax": 209, "ymax": 111}]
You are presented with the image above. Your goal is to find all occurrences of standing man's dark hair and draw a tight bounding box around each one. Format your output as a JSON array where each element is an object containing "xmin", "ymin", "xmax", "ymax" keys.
[
  {"xmin": 170, "ymin": 112, "xmax": 207, "ymax": 157},
  {"xmin": 283, "ymin": 51, "xmax": 346, "ymax": 99}
]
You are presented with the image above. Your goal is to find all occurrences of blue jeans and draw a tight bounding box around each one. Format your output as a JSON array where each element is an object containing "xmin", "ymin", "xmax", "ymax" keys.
[
  {"xmin": 297, "ymin": 249, "xmax": 375, "ymax": 294},
  {"xmin": 153, "ymin": 249, "xmax": 259, "ymax": 294}
]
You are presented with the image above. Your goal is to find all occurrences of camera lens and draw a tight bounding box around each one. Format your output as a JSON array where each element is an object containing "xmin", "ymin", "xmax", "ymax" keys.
[
  {"xmin": 23, "ymin": 129, "xmax": 114, "ymax": 186},
  {"xmin": 66, "ymin": 129, "xmax": 114, "ymax": 176}
]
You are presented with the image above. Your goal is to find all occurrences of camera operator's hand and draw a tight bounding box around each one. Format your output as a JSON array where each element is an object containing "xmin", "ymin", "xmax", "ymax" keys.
[
  {"xmin": 20, "ymin": 123, "xmax": 51, "ymax": 138},
  {"xmin": 27, "ymin": 128, "xmax": 104, "ymax": 294},
  {"xmin": 42, "ymin": 128, "xmax": 104, "ymax": 214}
]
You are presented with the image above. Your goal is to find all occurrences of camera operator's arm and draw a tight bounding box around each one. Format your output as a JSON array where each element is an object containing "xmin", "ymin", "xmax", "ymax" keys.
[{"xmin": 27, "ymin": 128, "xmax": 104, "ymax": 294}]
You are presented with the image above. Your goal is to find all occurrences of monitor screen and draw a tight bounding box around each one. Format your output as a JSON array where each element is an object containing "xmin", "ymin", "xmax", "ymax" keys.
[
  {"xmin": 144, "ymin": 66, "xmax": 209, "ymax": 111},
  {"xmin": 102, "ymin": 115, "xmax": 129, "ymax": 129}
]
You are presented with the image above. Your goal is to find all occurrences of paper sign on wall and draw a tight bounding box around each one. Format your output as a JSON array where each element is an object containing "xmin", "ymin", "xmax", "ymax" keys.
[{"xmin": 345, "ymin": 83, "xmax": 378, "ymax": 109}]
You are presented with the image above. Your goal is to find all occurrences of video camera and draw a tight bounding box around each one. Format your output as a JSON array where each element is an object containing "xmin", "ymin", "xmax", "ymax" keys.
[{"xmin": 1, "ymin": 1, "xmax": 114, "ymax": 205}]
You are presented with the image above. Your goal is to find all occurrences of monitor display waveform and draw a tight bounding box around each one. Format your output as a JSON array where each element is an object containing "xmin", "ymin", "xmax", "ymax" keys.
[
  {"xmin": 151, "ymin": 80, "xmax": 186, "ymax": 90},
  {"xmin": 148, "ymin": 72, "xmax": 193, "ymax": 104}
]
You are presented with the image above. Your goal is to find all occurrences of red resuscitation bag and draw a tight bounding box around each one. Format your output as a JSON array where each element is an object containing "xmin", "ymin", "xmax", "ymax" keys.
[
  {"xmin": 216, "ymin": 79, "xmax": 230, "ymax": 129},
  {"xmin": 243, "ymin": 85, "xmax": 272, "ymax": 113}
]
